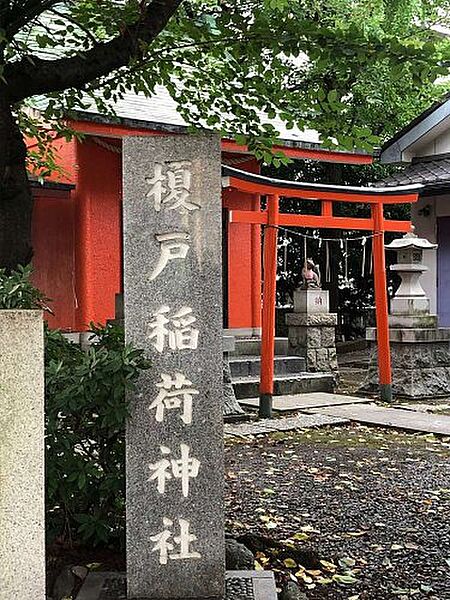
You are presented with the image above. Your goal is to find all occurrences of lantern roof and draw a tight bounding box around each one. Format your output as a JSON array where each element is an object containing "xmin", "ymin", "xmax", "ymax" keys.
[{"xmin": 385, "ymin": 231, "xmax": 437, "ymax": 250}]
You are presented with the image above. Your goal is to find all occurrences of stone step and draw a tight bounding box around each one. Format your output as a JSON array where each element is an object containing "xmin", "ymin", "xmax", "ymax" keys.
[
  {"xmin": 231, "ymin": 337, "xmax": 288, "ymax": 357},
  {"xmin": 232, "ymin": 373, "xmax": 335, "ymax": 399},
  {"xmin": 228, "ymin": 355, "xmax": 305, "ymax": 377}
]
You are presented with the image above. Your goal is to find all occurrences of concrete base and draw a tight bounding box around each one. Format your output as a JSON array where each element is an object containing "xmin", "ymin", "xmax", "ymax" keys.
[
  {"xmin": 76, "ymin": 571, "xmax": 277, "ymax": 600},
  {"xmin": 363, "ymin": 327, "xmax": 450, "ymax": 398},
  {"xmin": 389, "ymin": 314, "xmax": 438, "ymax": 329}
]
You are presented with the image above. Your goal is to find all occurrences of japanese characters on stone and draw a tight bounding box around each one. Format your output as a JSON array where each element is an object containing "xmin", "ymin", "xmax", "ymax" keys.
[{"xmin": 146, "ymin": 160, "xmax": 202, "ymax": 566}]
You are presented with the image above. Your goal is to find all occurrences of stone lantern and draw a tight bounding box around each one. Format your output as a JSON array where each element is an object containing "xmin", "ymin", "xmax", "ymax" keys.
[
  {"xmin": 385, "ymin": 231, "xmax": 437, "ymax": 328},
  {"xmin": 364, "ymin": 230, "xmax": 450, "ymax": 399}
]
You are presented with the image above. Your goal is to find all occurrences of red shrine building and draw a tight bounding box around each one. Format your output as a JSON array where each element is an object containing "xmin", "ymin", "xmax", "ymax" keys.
[{"xmin": 30, "ymin": 88, "xmax": 373, "ymax": 336}]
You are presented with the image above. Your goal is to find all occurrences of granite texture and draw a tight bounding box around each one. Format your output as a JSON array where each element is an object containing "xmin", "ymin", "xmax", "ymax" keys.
[
  {"xmin": 123, "ymin": 135, "xmax": 224, "ymax": 599},
  {"xmin": 308, "ymin": 404, "xmax": 450, "ymax": 435},
  {"xmin": 0, "ymin": 310, "xmax": 45, "ymax": 600},
  {"xmin": 224, "ymin": 413, "xmax": 347, "ymax": 437},
  {"xmin": 286, "ymin": 313, "xmax": 339, "ymax": 373},
  {"xmin": 285, "ymin": 313, "xmax": 338, "ymax": 327},
  {"xmin": 223, "ymin": 356, "xmax": 245, "ymax": 418},
  {"xmin": 363, "ymin": 340, "xmax": 450, "ymax": 398},
  {"xmin": 287, "ymin": 290, "xmax": 338, "ymax": 374},
  {"xmin": 293, "ymin": 289, "xmax": 330, "ymax": 313},
  {"xmin": 366, "ymin": 327, "xmax": 450, "ymax": 343},
  {"xmin": 76, "ymin": 571, "xmax": 277, "ymax": 600}
]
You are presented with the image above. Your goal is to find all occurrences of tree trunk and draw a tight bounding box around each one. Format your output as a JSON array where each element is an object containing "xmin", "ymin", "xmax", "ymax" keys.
[{"xmin": 0, "ymin": 91, "xmax": 33, "ymax": 271}]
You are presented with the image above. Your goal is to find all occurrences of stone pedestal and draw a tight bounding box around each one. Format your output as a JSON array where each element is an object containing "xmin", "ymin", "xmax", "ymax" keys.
[
  {"xmin": 123, "ymin": 135, "xmax": 224, "ymax": 599},
  {"xmin": 363, "ymin": 231, "xmax": 447, "ymax": 399},
  {"xmin": 286, "ymin": 289, "xmax": 338, "ymax": 372},
  {"xmin": 0, "ymin": 310, "xmax": 45, "ymax": 600},
  {"xmin": 365, "ymin": 327, "xmax": 450, "ymax": 397}
]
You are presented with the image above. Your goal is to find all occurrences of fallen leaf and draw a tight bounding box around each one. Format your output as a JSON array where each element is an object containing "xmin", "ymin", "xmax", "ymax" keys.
[
  {"xmin": 291, "ymin": 532, "xmax": 310, "ymax": 542},
  {"xmin": 332, "ymin": 574, "xmax": 357, "ymax": 585},
  {"xmin": 317, "ymin": 576, "xmax": 333, "ymax": 585},
  {"xmin": 319, "ymin": 559, "xmax": 337, "ymax": 572},
  {"xmin": 283, "ymin": 558, "xmax": 297, "ymax": 569},
  {"xmin": 300, "ymin": 525, "xmax": 320, "ymax": 534},
  {"xmin": 345, "ymin": 531, "xmax": 367, "ymax": 538},
  {"xmin": 404, "ymin": 542, "xmax": 419, "ymax": 550},
  {"xmin": 338, "ymin": 557, "xmax": 356, "ymax": 568},
  {"xmin": 391, "ymin": 544, "xmax": 404, "ymax": 551}
]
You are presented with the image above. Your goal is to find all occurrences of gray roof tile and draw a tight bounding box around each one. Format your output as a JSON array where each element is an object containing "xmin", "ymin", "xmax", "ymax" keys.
[{"xmin": 377, "ymin": 155, "xmax": 450, "ymax": 188}]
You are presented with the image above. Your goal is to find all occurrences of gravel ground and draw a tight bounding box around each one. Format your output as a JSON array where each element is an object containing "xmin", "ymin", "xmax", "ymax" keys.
[{"xmin": 225, "ymin": 424, "xmax": 450, "ymax": 600}]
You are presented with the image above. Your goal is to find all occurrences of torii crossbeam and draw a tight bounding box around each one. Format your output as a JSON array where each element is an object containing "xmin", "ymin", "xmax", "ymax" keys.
[{"xmin": 222, "ymin": 166, "xmax": 423, "ymax": 417}]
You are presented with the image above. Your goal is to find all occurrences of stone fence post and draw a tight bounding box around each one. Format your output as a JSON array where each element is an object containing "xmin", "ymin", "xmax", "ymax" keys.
[{"xmin": 0, "ymin": 310, "xmax": 45, "ymax": 600}]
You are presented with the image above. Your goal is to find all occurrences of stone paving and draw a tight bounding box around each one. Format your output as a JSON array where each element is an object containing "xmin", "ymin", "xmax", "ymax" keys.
[
  {"xmin": 307, "ymin": 403, "xmax": 450, "ymax": 435},
  {"xmin": 76, "ymin": 571, "xmax": 277, "ymax": 600},
  {"xmin": 224, "ymin": 413, "xmax": 347, "ymax": 437},
  {"xmin": 394, "ymin": 401, "xmax": 450, "ymax": 413},
  {"xmin": 240, "ymin": 392, "xmax": 370, "ymax": 412}
]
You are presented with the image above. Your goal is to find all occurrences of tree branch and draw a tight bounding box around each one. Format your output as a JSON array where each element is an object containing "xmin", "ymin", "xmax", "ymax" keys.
[
  {"xmin": 4, "ymin": 0, "xmax": 62, "ymax": 37},
  {"xmin": 5, "ymin": 0, "xmax": 183, "ymax": 103}
]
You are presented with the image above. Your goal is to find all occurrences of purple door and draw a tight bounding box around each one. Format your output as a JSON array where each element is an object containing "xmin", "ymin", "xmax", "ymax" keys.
[{"xmin": 438, "ymin": 217, "xmax": 450, "ymax": 326}]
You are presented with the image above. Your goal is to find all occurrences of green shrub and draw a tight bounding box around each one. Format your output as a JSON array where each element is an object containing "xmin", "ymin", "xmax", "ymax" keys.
[
  {"xmin": 45, "ymin": 323, "xmax": 150, "ymax": 547},
  {"xmin": 0, "ymin": 266, "xmax": 150, "ymax": 547},
  {"xmin": 0, "ymin": 264, "xmax": 47, "ymax": 309}
]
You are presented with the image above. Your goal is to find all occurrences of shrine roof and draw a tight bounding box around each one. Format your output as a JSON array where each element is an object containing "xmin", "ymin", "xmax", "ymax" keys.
[
  {"xmin": 33, "ymin": 88, "xmax": 371, "ymax": 161},
  {"xmin": 69, "ymin": 87, "xmax": 320, "ymax": 145},
  {"xmin": 376, "ymin": 154, "xmax": 450, "ymax": 195}
]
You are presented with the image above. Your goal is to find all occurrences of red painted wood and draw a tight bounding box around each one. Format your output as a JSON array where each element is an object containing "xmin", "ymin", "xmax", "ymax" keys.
[
  {"xmin": 31, "ymin": 191, "xmax": 76, "ymax": 330},
  {"xmin": 226, "ymin": 176, "xmax": 419, "ymax": 204},
  {"xmin": 372, "ymin": 203, "xmax": 392, "ymax": 386},
  {"xmin": 322, "ymin": 200, "xmax": 333, "ymax": 216},
  {"xmin": 251, "ymin": 194, "xmax": 262, "ymax": 329},
  {"xmin": 229, "ymin": 209, "xmax": 412, "ymax": 233},
  {"xmin": 223, "ymin": 160, "xmax": 262, "ymax": 331},
  {"xmin": 221, "ymin": 140, "xmax": 373, "ymax": 164},
  {"xmin": 72, "ymin": 137, "xmax": 122, "ymax": 331},
  {"xmin": 67, "ymin": 119, "xmax": 173, "ymax": 138},
  {"xmin": 260, "ymin": 195, "xmax": 279, "ymax": 395}
]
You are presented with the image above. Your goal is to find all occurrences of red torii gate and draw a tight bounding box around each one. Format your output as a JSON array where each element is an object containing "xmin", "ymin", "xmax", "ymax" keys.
[{"xmin": 222, "ymin": 166, "xmax": 422, "ymax": 417}]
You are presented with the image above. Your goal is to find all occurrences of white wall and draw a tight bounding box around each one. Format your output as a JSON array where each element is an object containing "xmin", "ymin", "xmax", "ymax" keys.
[
  {"xmin": 413, "ymin": 129, "xmax": 450, "ymax": 158},
  {"xmin": 411, "ymin": 193, "xmax": 450, "ymax": 316}
]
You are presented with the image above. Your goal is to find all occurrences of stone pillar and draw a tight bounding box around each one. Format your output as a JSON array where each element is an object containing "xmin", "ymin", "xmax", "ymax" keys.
[
  {"xmin": 0, "ymin": 310, "xmax": 45, "ymax": 600},
  {"xmin": 123, "ymin": 135, "xmax": 224, "ymax": 599},
  {"xmin": 286, "ymin": 289, "xmax": 338, "ymax": 372}
]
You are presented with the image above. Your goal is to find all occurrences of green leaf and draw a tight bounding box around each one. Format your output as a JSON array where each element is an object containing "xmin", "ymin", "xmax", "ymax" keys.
[
  {"xmin": 283, "ymin": 558, "xmax": 297, "ymax": 568},
  {"xmin": 333, "ymin": 574, "xmax": 358, "ymax": 585}
]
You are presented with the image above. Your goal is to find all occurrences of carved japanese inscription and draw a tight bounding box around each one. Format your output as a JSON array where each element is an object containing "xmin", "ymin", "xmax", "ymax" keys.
[{"xmin": 123, "ymin": 135, "xmax": 224, "ymax": 600}]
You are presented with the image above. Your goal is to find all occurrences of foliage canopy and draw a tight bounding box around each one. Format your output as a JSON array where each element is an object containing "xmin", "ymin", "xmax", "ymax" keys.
[{"xmin": 4, "ymin": 0, "xmax": 450, "ymax": 169}]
